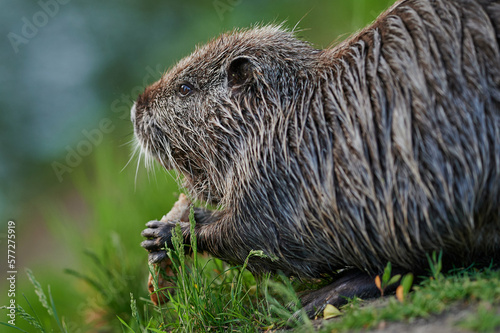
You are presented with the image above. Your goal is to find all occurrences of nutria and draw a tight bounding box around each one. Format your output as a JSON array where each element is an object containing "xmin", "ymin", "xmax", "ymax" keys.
[{"xmin": 134, "ymin": 0, "xmax": 500, "ymax": 314}]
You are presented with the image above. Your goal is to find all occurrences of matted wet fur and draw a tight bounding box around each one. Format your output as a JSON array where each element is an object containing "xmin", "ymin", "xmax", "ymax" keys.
[{"xmin": 134, "ymin": 0, "xmax": 500, "ymax": 315}]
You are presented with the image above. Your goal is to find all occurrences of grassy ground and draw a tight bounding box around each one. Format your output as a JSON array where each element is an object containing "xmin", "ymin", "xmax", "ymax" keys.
[{"xmin": 322, "ymin": 265, "xmax": 500, "ymax": 332}]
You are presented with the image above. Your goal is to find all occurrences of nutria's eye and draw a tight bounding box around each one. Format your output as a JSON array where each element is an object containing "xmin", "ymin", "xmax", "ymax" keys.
[{"xmin": 178, "ymin": 83, "xmax": 193, "ymax": 96}]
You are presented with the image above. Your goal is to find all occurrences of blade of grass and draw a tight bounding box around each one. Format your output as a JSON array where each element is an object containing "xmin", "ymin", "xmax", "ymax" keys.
[
  {"xmin": 0, "ymin": 322, "xmax": 30, "ymax": 333},
  {"xmin": 21, "ymin": 294, "xmax": 45, "ymax": 332},
  {"xmin": 48, "ymin": 285, "xmax": 65, "ymax": 332},
  {"xmin": 117, "ymin": 316, "xmax": 135, "ymax": 332}
]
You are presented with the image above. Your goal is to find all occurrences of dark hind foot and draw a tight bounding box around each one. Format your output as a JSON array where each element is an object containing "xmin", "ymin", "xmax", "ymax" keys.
[{"xmin": 299, "ymin": 269, "xmax": 398, "ymax": 318}]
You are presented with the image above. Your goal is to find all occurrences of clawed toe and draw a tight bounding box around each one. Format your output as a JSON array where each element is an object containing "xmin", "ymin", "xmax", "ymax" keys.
[
  {"xmin": 145, "ymin": 220, "xmax": 168, "ymax": 228},
  {"xmin": 141, "ymin": 239, "xmax": 160, "ymax": 251},
  {"xmin": 148, "ymin": 251, "xmax": 167, "ymax": 263},
  {"xmin": 141, "ymin": 227, "xmax": 159, "ymax": 238}
]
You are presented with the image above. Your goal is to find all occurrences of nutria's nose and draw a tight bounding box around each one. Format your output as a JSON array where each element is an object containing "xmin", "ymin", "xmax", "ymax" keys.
[
  {"xmin": 132, "ymin": 88, "xmax": 154, "ymax": 124},
  {"xmin": 133, "ymin": 82, "xmax": 159, "ymax": 123}
]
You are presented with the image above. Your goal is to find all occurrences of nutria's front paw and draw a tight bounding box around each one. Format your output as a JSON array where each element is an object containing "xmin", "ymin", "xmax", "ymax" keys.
[{"xmin": 141, "ymin": 220, "xmax": 177, "ymax": 263}]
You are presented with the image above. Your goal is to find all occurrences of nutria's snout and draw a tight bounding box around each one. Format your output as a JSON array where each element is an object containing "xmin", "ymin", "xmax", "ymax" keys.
[
  {"xmin": 131, "ymin": 87, "xmax": 174, "ymax": 171},
  {"xmin": 132, "ymin": 91, "xmax": 152, "ymax": 124},
  {"xmin": 133, "ymin": 79, "xmax": 164, "ymax": 123}
]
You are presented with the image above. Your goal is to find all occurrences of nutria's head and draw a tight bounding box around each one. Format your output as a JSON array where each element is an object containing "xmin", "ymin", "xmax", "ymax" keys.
[{"xmin": 132, "ymin": 25, "xmax": 317, "ymax": 205}]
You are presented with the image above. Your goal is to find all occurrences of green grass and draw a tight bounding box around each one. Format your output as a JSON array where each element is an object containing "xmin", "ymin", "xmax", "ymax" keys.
[
  {"xmin": 0, "ymin": 269, "xmax": 70, "ymax": 333},
  {"xmin": 459, "ymin": 302, "xmax": 500, "ymax": 333},
  {"xmin": 321, "ymin": 264, "xmax": 500, "ymax": 332}
]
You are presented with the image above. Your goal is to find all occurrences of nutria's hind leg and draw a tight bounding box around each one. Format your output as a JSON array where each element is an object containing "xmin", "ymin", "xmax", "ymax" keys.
[{"xmin": 299, "ymin": 269, "xmax": 395, "ymax": 318}]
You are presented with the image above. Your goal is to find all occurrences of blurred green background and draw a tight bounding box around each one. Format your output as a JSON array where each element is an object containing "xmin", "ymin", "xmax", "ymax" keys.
[{"xmin": 0, "ymin": 0, "xmax": 393, "ymax": 331}]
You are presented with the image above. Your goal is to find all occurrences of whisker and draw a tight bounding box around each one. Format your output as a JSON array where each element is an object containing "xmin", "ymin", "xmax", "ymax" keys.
[{"xmin": 122, "ymin": 139, "xmax": 140, "ymax": 173}]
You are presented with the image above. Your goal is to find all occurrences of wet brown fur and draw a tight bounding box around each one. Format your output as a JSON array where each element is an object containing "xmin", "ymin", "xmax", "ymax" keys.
[{"xmin": 134, "ymin": 0, "xmax": 500, "ymax": 279}]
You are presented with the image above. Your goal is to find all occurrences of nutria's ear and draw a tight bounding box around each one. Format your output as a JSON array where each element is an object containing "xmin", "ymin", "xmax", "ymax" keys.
[{"xmin": 227, "ymin": 56, "xmax": 255, "ymax": 88}]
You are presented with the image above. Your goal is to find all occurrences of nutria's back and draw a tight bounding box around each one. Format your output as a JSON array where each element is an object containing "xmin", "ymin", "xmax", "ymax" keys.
[
  {"xmin": 135, "ymin": 0, "xmax": 500, "ymax": 279},
  {"xmin": 304, "ymin": 0, "xmax": 500, "ymax": 271}
]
